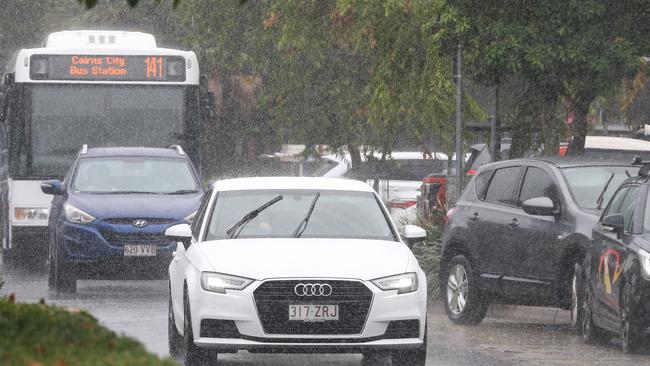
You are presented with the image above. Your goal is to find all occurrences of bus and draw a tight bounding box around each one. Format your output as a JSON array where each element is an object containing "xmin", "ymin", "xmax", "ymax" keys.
[{"xmin": 0, "ymin": 30, "xmax": 211, "ymax": 256}]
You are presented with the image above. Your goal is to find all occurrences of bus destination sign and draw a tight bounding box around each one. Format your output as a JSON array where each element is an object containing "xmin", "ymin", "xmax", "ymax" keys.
[{"xmin": 30, "ymin": 55, "xmax": 186, "ymax": 82}]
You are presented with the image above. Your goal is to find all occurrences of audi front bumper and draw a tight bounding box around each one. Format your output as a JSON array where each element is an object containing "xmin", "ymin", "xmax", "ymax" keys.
[{"xmin": 186, "ymin": 277, "xmax": 427, "ymax": 353}]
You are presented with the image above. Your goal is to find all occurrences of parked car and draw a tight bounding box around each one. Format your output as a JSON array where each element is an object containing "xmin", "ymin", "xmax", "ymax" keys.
[
  {"xmin": 41, "ymin": 145, "xmax": 203, "ymax": 292},
  {"xmin": 441, "ymin": 157, "xmax": 638, "ymax": 325},
  {"xmin": 579, "ymin": 162, "xmax": 650, "ymax": 353},
  {"xmin": 316, "ymin": 151, "xmax": 449, "ymax": 227},
  {"xmin": 418, "ymin": 141, "xmax": 511, "ymax": 216},
  {"xmin": 165, "ymin": 177, "xmax": 428, "ymax": 365}
]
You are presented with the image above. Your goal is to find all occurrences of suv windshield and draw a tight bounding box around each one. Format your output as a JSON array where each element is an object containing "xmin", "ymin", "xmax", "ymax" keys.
[
  {"xmin": 561, "ymin": 166, "xmax": 637, "ymax": 210},
  {"xmin": 206, "ymin": 190, "xmax": 396, "ymax": 240},
  {"xmin": 72, "ymin": 157, "xmax": 199, "ymax": 194}
]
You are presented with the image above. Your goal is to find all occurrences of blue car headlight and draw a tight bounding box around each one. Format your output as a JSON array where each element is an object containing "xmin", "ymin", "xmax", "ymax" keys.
[{"xmin": 64, "ymin": 203, "xmax": 96, "ymax": 224}]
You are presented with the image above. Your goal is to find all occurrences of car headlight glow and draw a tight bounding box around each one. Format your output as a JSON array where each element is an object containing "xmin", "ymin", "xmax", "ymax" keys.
[
  {"xmin": 184, "ymin": 211, "xmax": 197, "ymax": 224},
  {"xmin": 639, "ymin": 249, "xmax": 650, "ymax": 279},
  {"xmin": 201, "ymin": 272, "xmax": 253, "ymax": 294},
  {"xmin": 372, "ymin": 272, "xmax": 418, "ymax": 294},
  {"xmin": 63, "ymin": 203, "xmax": 96, "ymax": 224},
  {"xmin": 14, "ymin": 207, "xmax": 49, "ymax": 221}
]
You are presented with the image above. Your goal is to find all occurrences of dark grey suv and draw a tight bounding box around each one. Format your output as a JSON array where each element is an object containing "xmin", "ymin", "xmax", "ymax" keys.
[{"xmin": 440, "ymin": 158, "xmax": 637, "ymax": 325}]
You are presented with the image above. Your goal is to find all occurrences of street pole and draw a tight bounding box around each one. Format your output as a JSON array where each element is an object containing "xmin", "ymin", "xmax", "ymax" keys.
[{"xmin": 454, "ymin": 43, "xmax": 463, "ymax": 198}]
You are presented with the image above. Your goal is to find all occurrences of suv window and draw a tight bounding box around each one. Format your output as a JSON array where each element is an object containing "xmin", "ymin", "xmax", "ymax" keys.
[
  {"xmin": 604, "ymin": 186, "xmax": 629, "ymax": 217},
  {"xmin": 620, "ymin": 186, "xmax": 639, "ymax": 232},
  {"xmin": 484, "ymin": 166, "xmax": 521, "ymax": 205},
  {"xmin": 474, "ymin": 170, "xmax": 493, "ymax": 200},
  {"xmin": 518, "ymin": 167, "xmax": 559, "ymax": 206}
]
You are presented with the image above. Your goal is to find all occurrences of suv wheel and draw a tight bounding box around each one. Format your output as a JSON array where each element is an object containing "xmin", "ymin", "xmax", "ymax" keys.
[
  {"xmin": 443, "ymin": 255, "xmax": 488, "ymax": 325},
  {"xmin": 50, "ymin": 244, "xmax": 76, "ymax": 293},
  {"xmin": 622, "ymin": 279, "xmax": 642, "ymax": 354},
  {"xmin": 581, "ymin": 284, "xmax": 605, "ymax": 344},
  {"xmin": 571, "ymin": 264, "xmax": 584, "ymax": 334}
]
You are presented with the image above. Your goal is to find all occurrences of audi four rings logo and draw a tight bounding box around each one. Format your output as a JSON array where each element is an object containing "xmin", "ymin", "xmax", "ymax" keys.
[
  {"xmin": 294, "ymin": 283, "xmax": 333, "ymax": 297},
  {"xmin": 132, "ymin": 219, "xmax": 148, "ymax": 228}
]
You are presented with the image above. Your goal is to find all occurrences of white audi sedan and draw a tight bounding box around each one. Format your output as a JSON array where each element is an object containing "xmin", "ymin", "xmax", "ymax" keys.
[{"xmin": 165, "ymin": 177, "xmax": 428, "ymax": 365}]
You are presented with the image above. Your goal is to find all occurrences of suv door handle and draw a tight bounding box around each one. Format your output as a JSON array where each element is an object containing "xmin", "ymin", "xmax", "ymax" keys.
[
  {"xmin": 469, "ymin": 212, "xmax": 479, "ymax": 221},
  {"xmin": 508, "ymin": 219, "xmax": 519, "ymax": 228}
]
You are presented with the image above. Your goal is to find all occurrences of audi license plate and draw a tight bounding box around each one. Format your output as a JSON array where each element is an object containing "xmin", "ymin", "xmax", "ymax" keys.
[
  {"xmin": 123, "ymin": 245, "xmax": 157, "ymax": 257},
  {"xmin": 289, "ymin": 305, "xmax": 339, "ymax": 322}
]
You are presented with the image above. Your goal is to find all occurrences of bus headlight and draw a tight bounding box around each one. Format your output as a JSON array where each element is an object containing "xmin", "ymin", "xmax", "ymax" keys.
[
  {"xmin": 14, "ymin": 207, "xmax": 49, "ymax": 221},
  {"xmin": 63, "ymin": 204, "xmax": 95, "ymax": 224}
]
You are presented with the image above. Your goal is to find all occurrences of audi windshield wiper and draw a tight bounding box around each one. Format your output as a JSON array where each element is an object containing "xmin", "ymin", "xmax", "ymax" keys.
[
  {"xmin": 595, "ymin": 172, "xmax": 615, "ymax": 210},
  {"xmin": 292, "ymin": 192, "xmax": 320, "ymax": 238},
  {"xmin": 164, "ymin": 189, "xmax": 200, "ymax": 195},
  {"xmin": 226, "ymin": 195, "xmax": 283, "ymax": 239}
]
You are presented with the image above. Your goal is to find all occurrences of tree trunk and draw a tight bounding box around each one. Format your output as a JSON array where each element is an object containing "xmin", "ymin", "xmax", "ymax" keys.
[{"xmin": 566, "ymin": 98, "xmax": 592, "ymax": 156}]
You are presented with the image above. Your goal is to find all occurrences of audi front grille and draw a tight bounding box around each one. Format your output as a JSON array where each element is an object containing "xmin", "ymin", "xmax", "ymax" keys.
[{"xmin": 253, "ymin": 280, "xmax": 373, "ymax": 335}]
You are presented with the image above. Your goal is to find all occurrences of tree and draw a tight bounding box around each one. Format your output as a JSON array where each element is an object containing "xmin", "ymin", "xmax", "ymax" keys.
[{"xmin": 444, "ymin": 0, "xmax": 650, "ymax": 156}]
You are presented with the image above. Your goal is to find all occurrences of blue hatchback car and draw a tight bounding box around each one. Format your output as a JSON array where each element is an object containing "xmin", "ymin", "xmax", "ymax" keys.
[{"xmin": 41, "ymin": 146, "xmax": 203, "ymax": 292}]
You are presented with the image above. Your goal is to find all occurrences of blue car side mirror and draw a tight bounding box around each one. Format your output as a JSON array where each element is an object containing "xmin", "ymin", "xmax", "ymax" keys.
[{"xmin": 41, "ymin": 180, "xmax": 64, "ymax": 196}]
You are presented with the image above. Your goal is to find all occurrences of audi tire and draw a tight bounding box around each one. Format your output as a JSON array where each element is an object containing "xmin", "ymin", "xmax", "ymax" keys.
[
  {"xmin": 391, "ymin": 324, "xmax": 427, "ymax": 366},
  {"xmin": 183, "ymin": 287, "xmax": 215, "ymax": 366}
]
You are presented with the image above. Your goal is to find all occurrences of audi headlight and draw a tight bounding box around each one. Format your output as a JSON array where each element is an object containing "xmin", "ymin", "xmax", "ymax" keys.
[
  {"xmin": 372, "ymin": 272, "xmax": 418, "ymax": 294},
  {"xmin": 63, "ymin": 203, "xmax": 95, "ymax": 224},
  {"xmin": 14, "ymin": 207, "xmax": 49, "ymax": 221},
  {"xmin": 184, "ymin": 211, "xmax": 197, "ymax": 224},
  {"xmin": 201, "ymin": 272, "xmax": 253, "ymax": 294},
  {"xmin": 639, "ymin": 249, "xmax": 650, "ymax": 279}
]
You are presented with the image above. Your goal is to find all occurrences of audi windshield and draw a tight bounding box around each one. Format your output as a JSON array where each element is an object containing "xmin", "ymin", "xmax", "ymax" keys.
[{"xmin": 206, "ymin": 190, "xmax": 397, "ymax": 240}]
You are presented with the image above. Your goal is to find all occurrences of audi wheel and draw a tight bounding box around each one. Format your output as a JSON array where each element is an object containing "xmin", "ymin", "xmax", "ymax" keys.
[
  {"xmin": 183, "ymin": 286, "xmax": 214, "ymax": 366},
  {"xmin": 443, "ymin": 255, "xmax": 488, "ymax": 325}
]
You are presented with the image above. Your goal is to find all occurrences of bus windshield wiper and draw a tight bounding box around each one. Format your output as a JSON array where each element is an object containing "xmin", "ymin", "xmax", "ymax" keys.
[
  {"xmin": 292, "ymin": 192, "xmax": 320, "ymax": 238},
  {"xmin": 596, "ymin": 172, "xmax": 615, "ymax": 210},
  {"xmin": 226, "ymin": 195, "xmax": 283, "ymax": 239},
  {"xmin": 164, "ymin": 189, "xmax": 199, "ymax": 194}
]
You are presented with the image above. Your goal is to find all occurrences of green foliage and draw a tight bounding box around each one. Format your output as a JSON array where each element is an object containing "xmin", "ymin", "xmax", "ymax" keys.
[
  {"xmin": 79, "ymin": 0, "xmax": 182, "ymax": 9},
  {"xmin": 445, "ymin": 0, "xmax": 650, "ymax": 155},
  {"xmin": 0, "ymin": 298, "xmax": 176, "ymax": 366},
  {"xmin": 412, "ymin": 210, "xmax": 445, "ymax": 300}
]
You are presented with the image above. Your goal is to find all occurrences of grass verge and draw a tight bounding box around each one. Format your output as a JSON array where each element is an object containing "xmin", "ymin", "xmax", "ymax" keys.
[{"xmin": 0, "ymin": 296, "xmax": 176, "ymax": 366}]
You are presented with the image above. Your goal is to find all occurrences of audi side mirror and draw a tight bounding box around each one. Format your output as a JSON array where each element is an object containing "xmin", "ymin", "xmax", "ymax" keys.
[
  {"xmin": 41, "ymin": 180, "xmax": 64, "ymax": 196},
  {"xmin": 403, "ymin": 224, "xmax": 427, "ymax": 248},
  {"xmin": 165, "ymin": 223, "xmax": 193, "ymax": 250},
  {"xmin": 601, "ymin": 213, "xmax": 624, "ymax": 238}
]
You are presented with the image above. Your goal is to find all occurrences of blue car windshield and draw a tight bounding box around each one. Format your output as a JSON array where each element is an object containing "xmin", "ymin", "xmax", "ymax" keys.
[
  {"xmin": 206, "ymin": 190, "xmax": 396, "ymax": 241},
  {"xmin": 72, "ymin": 157, "xmax": 199, "ymax": 194}
]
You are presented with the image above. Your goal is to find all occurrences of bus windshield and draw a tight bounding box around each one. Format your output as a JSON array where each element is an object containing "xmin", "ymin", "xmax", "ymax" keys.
[{"xmin": 25, "ymin": 84, "xmax": 186, "ymax": 177}]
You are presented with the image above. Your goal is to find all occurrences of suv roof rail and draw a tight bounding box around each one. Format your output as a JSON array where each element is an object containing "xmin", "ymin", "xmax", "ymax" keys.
[
  {"xmin": 170, "ymin": 144, "xmax": 185, "ymax": 155},
  {"xmin": 632, "ymin": 155, "xmax": 650, "ymax": 177},
  {"xmin": 81, "ymin": 144, "xmax": 88, "ymax": 155}
]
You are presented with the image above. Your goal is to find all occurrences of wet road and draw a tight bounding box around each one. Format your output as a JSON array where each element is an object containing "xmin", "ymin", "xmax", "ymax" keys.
[{"xmin": 2, "ymin": 259, "xmax": 650, "ymax": 366}]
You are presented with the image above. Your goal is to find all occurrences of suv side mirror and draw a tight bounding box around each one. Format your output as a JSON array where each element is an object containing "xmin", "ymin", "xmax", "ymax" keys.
[
  {"xmin": 522, "ymin": 197, "xmax": 557, "ymax": 216},
  {"xmin": 402, "ymin": 224, "xmax": 426, "ymax": 248},
  {"xmin": 165, "ymin": 223, "xmax": 193, "ymax": 250},
  {"xmin": 41, "ymin": 180, "xmax": 64, "ymax": 196},
  {"xmin": 601, "ymin": 213, "xmax": 624, "ymax": 237}
]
